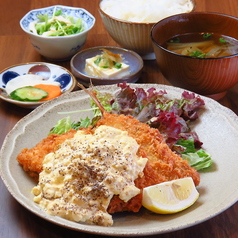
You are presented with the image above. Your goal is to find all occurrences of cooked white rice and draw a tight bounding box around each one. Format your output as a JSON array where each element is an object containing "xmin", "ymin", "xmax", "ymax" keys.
[{"xmin": 100, "ymin": 0, "xmax": 194, "ymax": 23}]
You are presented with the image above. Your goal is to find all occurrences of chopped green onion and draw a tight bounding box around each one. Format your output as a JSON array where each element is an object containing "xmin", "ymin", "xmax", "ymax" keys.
[
  {"xmin": 169, "ymin": 37, "xmax": 180, "ymax": 43},
  {"xmin": 219, "ymin": 37, "xmax": 227, "ymax": 43},
  {"xmin": 94, "ymin": 57, "xmax": 102, "ymax": 65},
  {"xmin": 114, "ymin": 62, "xmax": 122, "ymax": 69},
  {"xmin": 202, "ymin": 33, "xmax": 212, "ymax": 39},
  {"xmin": 189, "ymin": 50, "xmax": 207, "ymax": 58}
]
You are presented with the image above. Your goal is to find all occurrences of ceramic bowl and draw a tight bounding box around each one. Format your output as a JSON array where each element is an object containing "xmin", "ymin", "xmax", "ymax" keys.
[
  {"xmin": 70, "ymin": 46, "xmax": 144, "ymax": 86},
  {"xmin": 20, "ymin": 5, "xmax": 95, "ymax": 61},
  {"xmin": 151, "ymin": 12, "xmax": 238, "ymax": 100},
  {"xmin": 98, "ymin": 0, "xmax": 194, "ymax": 60},
  {"xmin": 0, "ymin": 62, "xmax": 77, "ymax": 108}
]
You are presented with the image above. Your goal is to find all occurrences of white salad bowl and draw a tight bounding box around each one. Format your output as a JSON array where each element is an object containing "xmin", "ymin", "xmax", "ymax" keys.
[{"xmin": 20, "ymin": 5, "xmax": 95, "ymax": 61}]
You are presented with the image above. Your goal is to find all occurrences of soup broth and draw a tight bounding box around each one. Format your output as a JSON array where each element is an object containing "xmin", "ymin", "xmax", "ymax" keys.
[{"xmin": 165, "ymin": 33, "xmax": 238, "ymax": 58}]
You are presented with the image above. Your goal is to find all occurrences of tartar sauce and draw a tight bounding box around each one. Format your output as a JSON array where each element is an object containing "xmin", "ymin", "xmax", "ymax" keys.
[{"xmin": 32, "ymin": 125, "xmax": 147, "ymax": 226}]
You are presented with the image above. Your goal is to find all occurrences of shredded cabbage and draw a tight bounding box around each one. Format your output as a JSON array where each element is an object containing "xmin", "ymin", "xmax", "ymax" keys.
[{"xmin": 29, "ymin": 8, "xmax": 84, "ymax": 36}]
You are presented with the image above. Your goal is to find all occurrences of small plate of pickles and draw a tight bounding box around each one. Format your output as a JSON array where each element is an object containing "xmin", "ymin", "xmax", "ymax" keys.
[{"xmin": 0, "ymin": 62, "xmax": 76, "ymax": 108}]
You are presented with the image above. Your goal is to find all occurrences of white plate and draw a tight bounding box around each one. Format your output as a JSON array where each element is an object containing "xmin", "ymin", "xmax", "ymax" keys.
[
  {"xmin": 0, "ymin": 62, "xmax": 76, "ymax": 108},
  {"xmin": 0, "ymin": 84, "xmax": 238, "ymax": 236}
]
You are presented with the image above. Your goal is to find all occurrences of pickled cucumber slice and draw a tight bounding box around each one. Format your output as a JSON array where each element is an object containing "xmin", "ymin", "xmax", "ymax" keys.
[{"xmin": 10, "ymin": 86, "xmax": 48, "ymax": 101}]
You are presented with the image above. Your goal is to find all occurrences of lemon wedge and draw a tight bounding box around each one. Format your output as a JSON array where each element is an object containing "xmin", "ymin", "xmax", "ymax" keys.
[{"xmin": 142, "ymin": 177, "xmax": 199, "ymax": 214}]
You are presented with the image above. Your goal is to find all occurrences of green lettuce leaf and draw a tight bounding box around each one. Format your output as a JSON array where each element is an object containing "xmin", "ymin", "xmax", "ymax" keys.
[
  {"xmin": 34, "ymin": 8, "xmax": 84, "ymax": 36},
  {"xmin": 90, "ymin": 91, "xmax": 113, "ymax": 117},
  {"xmin": 175, "ymin": 138, "xmax": 197, "ymax": 153},
  {"xmin": 49, "ymin": 116, "xmax": 91, "ymax": 134},
  {"xmin": 71, "ymin": 117, "xmax": 91, "ymax": 130},
  {"xmin": 182, "ymin": 149, "xmax": 213, "ymax": 170},
  {"xmin": 175, "ymin": 138, "xmax": 212, "ymax": 170},
  {"xmin": 49, "ymin": 116, "xmax": 72, "ymax": 135}
]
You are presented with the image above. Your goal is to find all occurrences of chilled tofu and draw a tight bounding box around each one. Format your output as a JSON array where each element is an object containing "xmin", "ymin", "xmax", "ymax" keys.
[{"xmin": 84, "ymin": 49, "xmax": 130, "ymax": 78}]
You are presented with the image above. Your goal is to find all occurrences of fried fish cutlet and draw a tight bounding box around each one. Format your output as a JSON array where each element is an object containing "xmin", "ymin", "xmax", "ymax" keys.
[
  {"xmin": 96, "ymin": 112, "xmax": 200, "ymax": 213},
  {"xmin": 17, "ymin": 129, "xmax": 77, "ymax": 179},
  {"xmin": 97, "ymin": 112, "xmax": 200, "ymax": 185},
  {"xmin": 17, "ymin": 125, "xmax": 97, "ymax": 179},
  {"xmin": 17, "ymin": 111, "xmax": 200, "ymax": 214}
]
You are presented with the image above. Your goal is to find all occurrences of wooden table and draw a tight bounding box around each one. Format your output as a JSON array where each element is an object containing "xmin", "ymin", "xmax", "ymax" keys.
[{"xmin": 0, "ymin": 0, "xmax": 238, "ymax": 237}]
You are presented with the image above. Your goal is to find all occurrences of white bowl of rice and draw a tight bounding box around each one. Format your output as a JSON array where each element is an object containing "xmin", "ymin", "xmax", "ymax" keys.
[{"xmin": 99, "ymin": 0, "xmax": 195, "ymax": 60}]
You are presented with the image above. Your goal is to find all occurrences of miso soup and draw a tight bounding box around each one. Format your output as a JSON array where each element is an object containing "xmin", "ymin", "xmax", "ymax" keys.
[{"xmin": 165, "ymin": 33, "xmax": 238, "ymax": 58}]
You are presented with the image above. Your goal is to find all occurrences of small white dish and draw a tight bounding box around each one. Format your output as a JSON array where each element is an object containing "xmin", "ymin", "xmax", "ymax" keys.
[
  {"xmin": 0, "ymin": 62, "xmax": 77, "ymax": 108},
  {"xmin": 70, "ymin": 46, "xmax": 144, "ymax": 86},
  {"xmin": 20, "ymin": 5, "xmax": 95, "ymax": 61}
]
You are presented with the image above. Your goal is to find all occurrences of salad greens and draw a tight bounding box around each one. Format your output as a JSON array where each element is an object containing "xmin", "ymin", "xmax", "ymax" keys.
[
  {"xmin": 30, "ymin": 8, "xmax": 84, "ymax": 36},
  {"xmin": 175, "ymin": 139, "xmax": 212, "ymax": 170},
  {"xmin": 49, "ymin": 116, "xmax": 92, "ymax": 134},
  {"xmin": 49, "ymin": 83, "xmax": 212, "ymax": 171},
  {"xmin": 49, "ymin": 116, "xmax": 72, "ymax": 134}
]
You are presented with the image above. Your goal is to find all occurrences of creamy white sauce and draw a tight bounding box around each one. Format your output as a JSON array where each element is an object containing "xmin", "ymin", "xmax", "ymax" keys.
[{"xmin": 32, "ymin": 125, "xmax": 147, "ymax": 226}]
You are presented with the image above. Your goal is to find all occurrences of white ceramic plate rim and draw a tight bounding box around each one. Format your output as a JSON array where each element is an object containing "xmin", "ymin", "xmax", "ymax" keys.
[{"xmin": 0, "ymin": 84, "xmax": 238, "ymax": 236}]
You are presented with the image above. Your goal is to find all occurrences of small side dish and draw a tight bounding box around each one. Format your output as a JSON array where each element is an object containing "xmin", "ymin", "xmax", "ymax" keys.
[
  {"xmin": 84, "ymin": 49, "xmax": 130, "ymax": 78},
  {"xmin": 70, "ymin": 46, "xmax": 143, "ymax": 86},
  {"xmin": 6, "ymin": 74, "xmax": 62, "ymax": 102},
  {"xmin": 0, "ymin": 62, "xmax": 76, "ymax": 108},
  {"xmin": 20, "ymin": 5, "xmax": 95, "ymax": 60}
]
